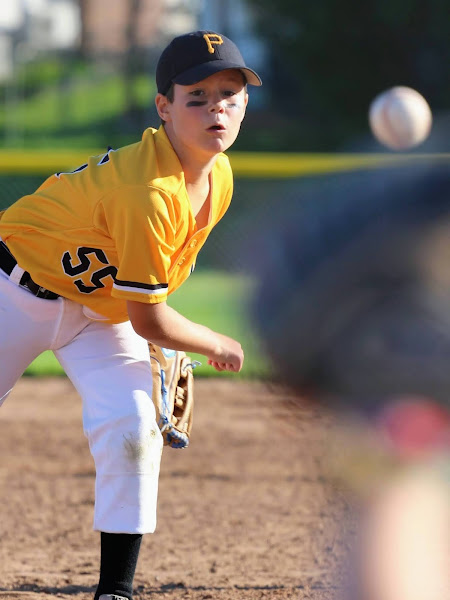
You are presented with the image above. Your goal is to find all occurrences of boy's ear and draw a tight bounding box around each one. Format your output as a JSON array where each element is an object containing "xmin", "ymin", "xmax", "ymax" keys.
[
  {"xmin": 241, "ymin": 92, "xmax": 249, "ymax": 121},
  {"xmin": 155, "ymin": 93, "xmax": 171, "ymax": 122}
]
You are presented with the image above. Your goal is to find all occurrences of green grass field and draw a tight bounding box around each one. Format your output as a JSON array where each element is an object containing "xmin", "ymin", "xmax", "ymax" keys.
[{"xmin": 24, "ymin": 270, "xmax": 270, "ymax": 379}]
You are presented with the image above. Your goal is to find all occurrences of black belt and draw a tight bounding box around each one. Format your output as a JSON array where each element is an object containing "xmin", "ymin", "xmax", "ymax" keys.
[{"xmin": 0, "ymin": 241, "xmax": 60, "ymax": 300}]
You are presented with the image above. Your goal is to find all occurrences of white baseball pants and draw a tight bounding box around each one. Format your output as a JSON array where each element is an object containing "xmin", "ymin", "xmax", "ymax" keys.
[{"xmin": 0, "ymin": 268, "xmax": 163, "ymax": 534}]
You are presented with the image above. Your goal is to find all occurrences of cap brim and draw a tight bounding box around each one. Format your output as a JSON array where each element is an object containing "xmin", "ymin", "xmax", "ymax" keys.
[{"xmin": 173, "ymin": 61, "xmax": 262, "ymax": 87}]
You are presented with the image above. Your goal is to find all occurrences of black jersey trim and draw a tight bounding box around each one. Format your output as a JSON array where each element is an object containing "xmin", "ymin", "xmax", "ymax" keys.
[{"xmin": 114, "ymin": 279, "xmax": 169, "ymax": 291}]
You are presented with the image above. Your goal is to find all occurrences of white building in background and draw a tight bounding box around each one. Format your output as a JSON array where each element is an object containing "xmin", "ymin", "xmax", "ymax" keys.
[
  {"xmin": 157, "ymin": 0, "xmax": 202, "ymax": 41},
  {"xmin": 0, "ymin": 2, "xmax": 21, "ymax": 80},
  {"xmin": 0, "ymin": 0, "xmax": 80, "ymax": 79}
]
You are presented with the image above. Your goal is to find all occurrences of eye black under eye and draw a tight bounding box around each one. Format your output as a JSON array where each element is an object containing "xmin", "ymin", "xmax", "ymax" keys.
[{"xmin": 186, "ymin": 100, "xmax": 207, "ymax": 107}]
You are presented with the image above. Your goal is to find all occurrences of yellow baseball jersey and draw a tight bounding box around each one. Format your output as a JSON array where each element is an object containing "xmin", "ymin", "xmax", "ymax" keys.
[{"xmin": 0, "ymin": 126, "xmax": 233, "ymax": 323}]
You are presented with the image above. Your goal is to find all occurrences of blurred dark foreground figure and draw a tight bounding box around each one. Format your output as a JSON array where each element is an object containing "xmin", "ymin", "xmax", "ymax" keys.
[
  {"xmin": 252, "ymin": 163, "xmax": 450, "ymax": 416},
  {"xmin": 250, "ymin": 163, "xmax": 449, "ymax": 600}
]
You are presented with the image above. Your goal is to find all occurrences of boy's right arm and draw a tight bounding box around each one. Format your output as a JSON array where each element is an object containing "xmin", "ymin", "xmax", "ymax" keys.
[{"xmin": 127, "ymin": 300, "xmax": 244, "ymax": 373}]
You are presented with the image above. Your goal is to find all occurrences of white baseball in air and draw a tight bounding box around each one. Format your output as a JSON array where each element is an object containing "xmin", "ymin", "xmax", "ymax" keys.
[{"xmin": 369, "ymin": 86, "xmax": 432, "ymax": 150}]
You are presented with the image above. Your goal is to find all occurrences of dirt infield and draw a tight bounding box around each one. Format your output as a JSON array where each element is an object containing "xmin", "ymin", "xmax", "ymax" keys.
[{"xmin": 0, "ymin": 378, "xmax": 351, "ymax": 600}]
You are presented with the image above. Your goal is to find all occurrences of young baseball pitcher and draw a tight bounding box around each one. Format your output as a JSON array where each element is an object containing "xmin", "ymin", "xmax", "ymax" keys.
[{"xmin": 0, "ymin": 31, "xmax": 261, "ymax": 600}]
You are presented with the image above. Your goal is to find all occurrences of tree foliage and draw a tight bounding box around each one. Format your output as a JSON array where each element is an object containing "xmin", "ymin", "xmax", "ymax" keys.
[{"xmin": 247, "ymin": 1, "xmax": 449, "ymax": 149}]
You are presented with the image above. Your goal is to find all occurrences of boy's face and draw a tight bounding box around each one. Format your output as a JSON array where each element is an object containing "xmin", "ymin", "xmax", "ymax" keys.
[{"xmin": 156, "ymin": 69, "xmax": 248, "ymax": 160}]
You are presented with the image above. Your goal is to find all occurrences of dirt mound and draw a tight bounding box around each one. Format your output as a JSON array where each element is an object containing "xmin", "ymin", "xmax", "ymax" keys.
[{"xmin": 0, "ymin": 378, "xmax": 350, "ymax": 599}]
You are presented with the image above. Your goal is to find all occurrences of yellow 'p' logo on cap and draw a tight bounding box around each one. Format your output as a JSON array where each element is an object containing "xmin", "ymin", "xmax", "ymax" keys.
[{"xmin": 203, "ymin": 34, "xmax": 223, "ymax": 54}]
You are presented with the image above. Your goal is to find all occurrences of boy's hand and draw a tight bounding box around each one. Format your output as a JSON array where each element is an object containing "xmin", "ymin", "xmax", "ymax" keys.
[
  {"xmin": 207, "ymin": 359, "xmax": 242, "ymax": 372},
  {"xmin": 207, "ymin": 334, "xmax": 244, "ymax": 372}
]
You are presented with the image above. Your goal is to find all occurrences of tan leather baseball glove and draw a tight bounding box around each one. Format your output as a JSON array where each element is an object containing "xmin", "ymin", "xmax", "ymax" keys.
[{"xmin": 149, "ymin": 343, "xmax": 199, "ymax": 449}]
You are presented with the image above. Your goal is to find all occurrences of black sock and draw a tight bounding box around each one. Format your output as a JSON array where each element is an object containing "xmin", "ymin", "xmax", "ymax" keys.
[{"xmin": 94, "ymin": 532, "xmax": 143, "ymax": 600}]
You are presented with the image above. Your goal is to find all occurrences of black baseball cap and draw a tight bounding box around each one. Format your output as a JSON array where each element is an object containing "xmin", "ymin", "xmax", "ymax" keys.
[{"xmin": 156, "ymin": 30, "xmax": 262, "ymax": 95}]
